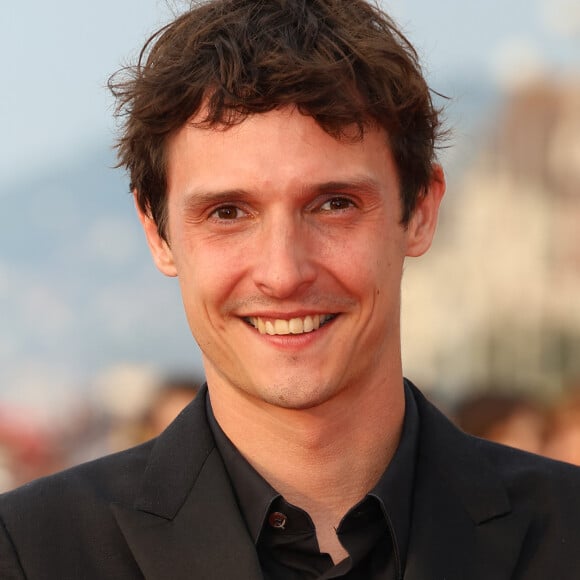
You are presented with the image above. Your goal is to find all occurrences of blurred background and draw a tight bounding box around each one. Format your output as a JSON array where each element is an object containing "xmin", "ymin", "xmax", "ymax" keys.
[{"xmin": 1, "ymin": 0, "xmax": 579, "ymax": 490}]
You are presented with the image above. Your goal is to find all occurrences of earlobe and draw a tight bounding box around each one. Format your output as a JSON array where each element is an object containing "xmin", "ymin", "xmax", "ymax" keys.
[
  {"xmin": 405, "ymin": 165, "xmax": 446, "ymax": 258},
  {"xmin": 134, "ymin": 193, "xmax": 178, "ymax": 277}
]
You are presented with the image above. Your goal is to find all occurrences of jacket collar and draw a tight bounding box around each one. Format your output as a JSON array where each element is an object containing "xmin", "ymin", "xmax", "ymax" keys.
[
  {"xmin": 112, "ymin": 386, "xmax": 263, "ymax": 579},
  {"xmin": 112, "ymin": 382, "xmax": 532, "ymax": 580},
  {"xmin": 403, "ymin": 381, "xmax": 532, "ymax": 580}
]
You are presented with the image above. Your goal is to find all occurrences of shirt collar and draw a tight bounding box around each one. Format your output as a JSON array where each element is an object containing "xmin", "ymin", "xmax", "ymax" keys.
[
  {"xmin": 206, "ymin": 394, "xmax": 279, "ymax": 542},
  {"xmin": 206, "ymin": 379, "xmax": 419, "ymax": 571}
]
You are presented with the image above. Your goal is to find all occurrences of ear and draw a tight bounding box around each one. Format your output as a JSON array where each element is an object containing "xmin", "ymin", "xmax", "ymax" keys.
[
  {"xmin": 405, "ymin": 165, "xmax": 446, "ymax": 258},
  {"xmin": 134, "ymin": 192, "xmax": 178, "ymax": 277}
]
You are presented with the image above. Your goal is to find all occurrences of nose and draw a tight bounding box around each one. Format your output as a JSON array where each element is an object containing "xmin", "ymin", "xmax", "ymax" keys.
[{"xmin": 252, "ymin": 213, "xmax": 317, "ymax": 299}]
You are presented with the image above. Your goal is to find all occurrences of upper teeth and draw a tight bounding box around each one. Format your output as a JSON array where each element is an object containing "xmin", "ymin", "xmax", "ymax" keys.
[{"xmin": 248, "ymin": 315, "xmax": 333, "ymax": 335}]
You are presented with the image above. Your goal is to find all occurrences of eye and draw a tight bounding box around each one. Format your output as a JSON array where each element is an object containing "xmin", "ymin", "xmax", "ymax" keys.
[
  {"xmin": 319, "ymin": 197, "xmax": 356, "ymax": 212},
  {"xmin": 210, "ymin": 205, "xmax": 246, "ymax": 220}
]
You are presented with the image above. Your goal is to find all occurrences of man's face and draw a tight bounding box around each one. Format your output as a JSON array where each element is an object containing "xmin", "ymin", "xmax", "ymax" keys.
[{"xmin": 139, "ymin": 108, "xmax": 443, "ymax": 410}]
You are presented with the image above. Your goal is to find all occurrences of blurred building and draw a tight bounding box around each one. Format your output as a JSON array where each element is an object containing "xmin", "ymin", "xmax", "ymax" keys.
[{"xmin": 402, "ymin": 77, "xmax": 580, "ymax": 400}]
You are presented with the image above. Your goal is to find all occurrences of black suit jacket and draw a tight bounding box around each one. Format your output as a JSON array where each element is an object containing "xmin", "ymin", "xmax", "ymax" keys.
[{"xmin": 1, "ymin": 383, "xmax": 579, "ymax": 579}]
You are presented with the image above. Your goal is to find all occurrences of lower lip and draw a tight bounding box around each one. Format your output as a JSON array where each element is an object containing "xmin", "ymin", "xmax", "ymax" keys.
[{"xmin": 247, "ymin": 317, "xmax": 337, "ymax": 350}]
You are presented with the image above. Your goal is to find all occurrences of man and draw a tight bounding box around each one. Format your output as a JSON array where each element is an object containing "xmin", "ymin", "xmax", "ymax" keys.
[{"xmin": 1, "ymin": 0, "xmax": 579, "ymax": 578}]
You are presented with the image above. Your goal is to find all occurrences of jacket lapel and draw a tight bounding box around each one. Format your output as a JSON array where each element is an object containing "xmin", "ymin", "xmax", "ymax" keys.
[
  {"xmin": 112, "ymin": 387, "xmax": 262, "ymax": 580},
  {"xmin": 404, "ymin": 384, "xmax": 532, "ymax": 580},
  {"xmin": 111, "ymin": 381, "xmax": 533, "ymax": 579}
]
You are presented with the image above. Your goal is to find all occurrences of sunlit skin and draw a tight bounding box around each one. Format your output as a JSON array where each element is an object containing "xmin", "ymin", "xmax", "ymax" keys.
[{"xmin": 138, "ymin": 106, "xmax": 444, "ymax": 560}]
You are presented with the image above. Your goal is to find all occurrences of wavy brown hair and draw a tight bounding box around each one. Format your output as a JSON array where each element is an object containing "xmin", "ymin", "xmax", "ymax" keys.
[{"xmin": 109, "ymin": 0, "xmax": 445, "ymax": 240}]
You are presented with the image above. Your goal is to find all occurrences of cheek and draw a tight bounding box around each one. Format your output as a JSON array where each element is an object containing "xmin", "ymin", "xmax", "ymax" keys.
[
  {"xmin": 175, "ymin": 243, "xmax": 249, "ymax": 322},
  {"xmin": 333, "ymin": 234, "xmax": 401, "ymax": 294}
]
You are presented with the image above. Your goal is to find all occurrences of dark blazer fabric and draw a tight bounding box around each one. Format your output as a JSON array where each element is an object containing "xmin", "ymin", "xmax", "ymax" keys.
[{"xmin": 1, "ymin": 384, "xmax": 579, "ymax": 580}]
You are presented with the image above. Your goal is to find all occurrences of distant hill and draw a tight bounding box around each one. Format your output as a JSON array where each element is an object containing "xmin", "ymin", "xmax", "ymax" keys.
[{"xmin": 0, "ymin": 142, "xmax": 202, "ymax": 408}]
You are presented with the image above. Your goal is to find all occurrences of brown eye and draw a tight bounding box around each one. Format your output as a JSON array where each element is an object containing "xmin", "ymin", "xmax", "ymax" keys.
[
  {"xmin": 320, "ymin": 197, "xmax": 355, "ymax": 211},
  {"xmin": 212, "ymin": 206, "xmax": 243, "ymax": 220}
]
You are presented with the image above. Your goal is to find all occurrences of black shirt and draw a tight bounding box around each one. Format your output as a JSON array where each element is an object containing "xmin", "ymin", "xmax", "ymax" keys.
[{"xmin": 207, "ymin": 382, "xmax": 419, "ymax": 579}]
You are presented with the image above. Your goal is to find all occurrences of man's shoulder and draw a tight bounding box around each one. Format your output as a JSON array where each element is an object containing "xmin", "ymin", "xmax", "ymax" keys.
[
  {"xmin": 472, "ymin": 433, "xmax": 580, "ymax": 497},
  {"xmin": 444, "ymin": 405, "xmax": 580, "ymax": 494},
  {"xmin": 0, "ymin": 441, "xmax": 160, "ymax": 578},
  {"xmin": 0, "ymin": 439, "xmax": 155, "ymax": 517},
  {"xmin": 411, "ymin": 381, "xmax": 580, "ymax": 505},
  {"xmin": 0, "ymin": 389, "xmax": 212, "ymax": 522}
]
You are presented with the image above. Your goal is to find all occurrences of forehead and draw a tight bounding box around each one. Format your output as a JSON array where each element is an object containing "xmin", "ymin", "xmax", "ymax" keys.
[{"xmin": 165, "ymin": 107, "xmax": 398, "ymax": 196}]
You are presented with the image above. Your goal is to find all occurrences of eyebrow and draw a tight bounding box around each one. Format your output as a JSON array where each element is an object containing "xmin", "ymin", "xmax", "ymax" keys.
[
  {"xmin": 313, "ymin": 177, "xmax": 384, "ymax": 196},
  {"xmin": 180, "ymin": 189, "xmax": 249, "ymax": 213},
  {"xmin": 180, "ymin": 175, "xmax": 384, "ymax": 211}
]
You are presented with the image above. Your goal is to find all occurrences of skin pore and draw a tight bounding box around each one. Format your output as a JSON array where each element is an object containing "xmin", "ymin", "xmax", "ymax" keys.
[{"xmin": 138, "ymin": 107, "xmax": 445, "ymax": 562}]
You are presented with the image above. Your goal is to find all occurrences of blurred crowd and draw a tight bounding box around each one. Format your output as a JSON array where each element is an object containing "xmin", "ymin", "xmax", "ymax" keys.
[
  {"xmin": 452, "ymin": 383, "xmax": 580, "ymax": 465},
  {"xmin": 1, "ymin": 377, "xmax": 579, "ymax": 493},
  {"xmin": 0, "ymin": 375, "xmax": 201, "ymax": 493}
]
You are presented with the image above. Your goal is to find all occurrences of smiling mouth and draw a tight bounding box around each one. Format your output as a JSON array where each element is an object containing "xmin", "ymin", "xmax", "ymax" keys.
[{"xmin": 244, "ymin": 314, "xmax": 337, "ymax": 335}]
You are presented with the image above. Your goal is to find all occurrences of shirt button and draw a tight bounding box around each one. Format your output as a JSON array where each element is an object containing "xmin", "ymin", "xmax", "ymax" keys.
[{"xmin": 268, "ymin": 511, "xmax": 287, "ymax": 530}]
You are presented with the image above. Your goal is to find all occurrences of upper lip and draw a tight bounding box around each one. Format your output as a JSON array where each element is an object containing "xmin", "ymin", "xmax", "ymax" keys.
[{"xmin": 239, "ymin": 310, "xmax": 337, "ymax": 319}]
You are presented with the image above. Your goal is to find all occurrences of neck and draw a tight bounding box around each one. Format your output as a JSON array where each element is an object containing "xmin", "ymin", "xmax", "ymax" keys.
[{"xmin": 208, "ymin": 370, "xmax": 406, "ymax": 550}]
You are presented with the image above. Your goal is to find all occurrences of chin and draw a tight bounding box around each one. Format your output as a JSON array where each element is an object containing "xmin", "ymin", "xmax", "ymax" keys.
[{"xmin": 255, "ymin": 378, "xmax": 343, "ymax": 411}]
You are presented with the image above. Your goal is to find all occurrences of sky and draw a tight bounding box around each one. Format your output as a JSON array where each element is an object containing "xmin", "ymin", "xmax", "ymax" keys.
[{"xmin": 1, "ymin": 0, "xmax": 578, "ymax": 414}]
